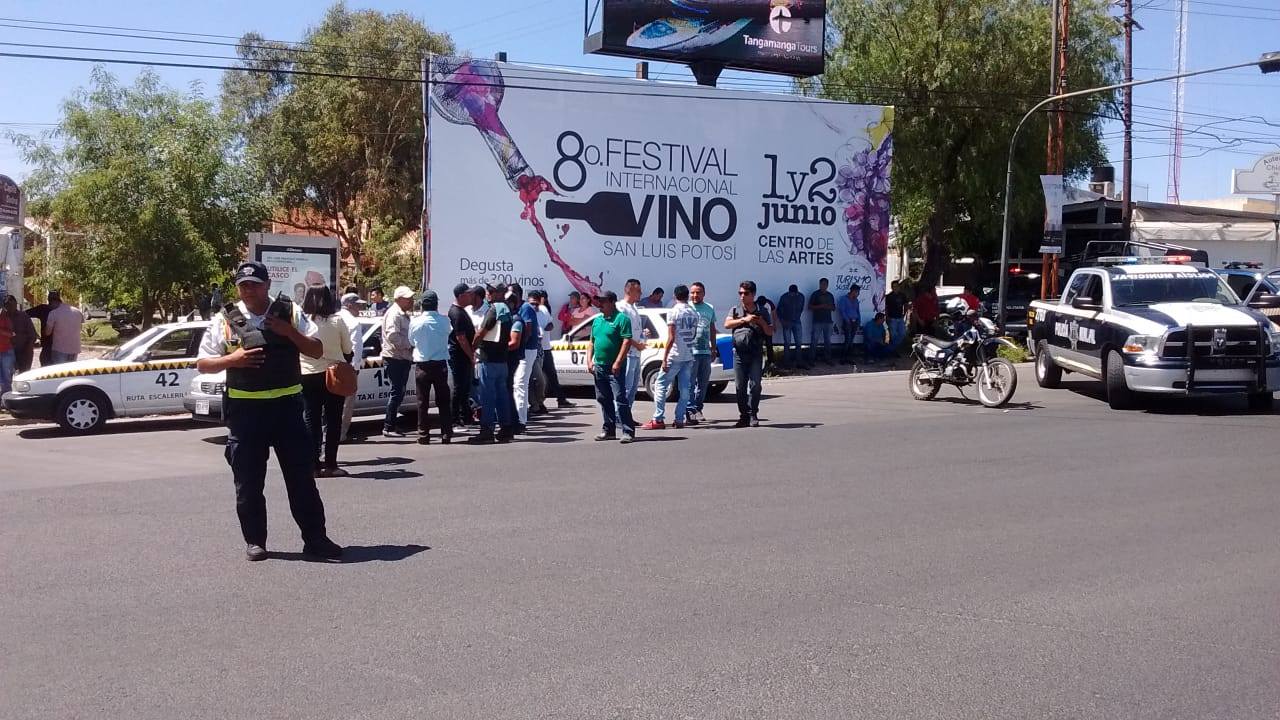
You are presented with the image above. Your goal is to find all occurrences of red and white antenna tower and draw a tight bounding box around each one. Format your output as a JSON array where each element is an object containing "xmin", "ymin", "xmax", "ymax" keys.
[{"xmin": 1166, "ymin": 0, "xmax": 1189, "ymax": 204}]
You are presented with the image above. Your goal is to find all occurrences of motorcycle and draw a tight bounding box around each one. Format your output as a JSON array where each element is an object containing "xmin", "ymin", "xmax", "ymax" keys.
[{"xmin": 908, "ymin": 310, "xmax": 1020, "ymax": 408}]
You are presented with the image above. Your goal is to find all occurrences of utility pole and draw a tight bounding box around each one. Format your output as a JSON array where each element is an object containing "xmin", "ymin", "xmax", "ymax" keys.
[
  {"xmin": 1042, "ymin": 0, "xmax": 1070, "ymax": 299},
  {"xmin": 1121, "ymin": 0, "xmax": 1136, "ymax": 235}
]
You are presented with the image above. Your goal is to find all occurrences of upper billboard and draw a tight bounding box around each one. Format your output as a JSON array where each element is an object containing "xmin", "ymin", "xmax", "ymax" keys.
[{"xmin": 586, "ymin": 0, "xmax": 826, "ymax": 77}]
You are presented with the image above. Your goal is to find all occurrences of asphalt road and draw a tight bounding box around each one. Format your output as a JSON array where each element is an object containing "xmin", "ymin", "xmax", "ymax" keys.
[{"xmin": 3, "ymin": 368, "xmax": 1278, "ymax": 719}]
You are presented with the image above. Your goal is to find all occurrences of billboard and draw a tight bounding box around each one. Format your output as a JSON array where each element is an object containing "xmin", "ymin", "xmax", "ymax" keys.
[
  {"xmin": 247, "ymin": 233, "xmax": 341, "ymax": 304},
  {"xmin": 0, "ymin": 174, "xmax": 21, "ymax": 226},
  {"xmin": 427, "ymin": 59, "xmax": 892, "ymax": 331},
  {"xmin": 586, "ymin": 0, "xmax": 826, "ymax": 77}
]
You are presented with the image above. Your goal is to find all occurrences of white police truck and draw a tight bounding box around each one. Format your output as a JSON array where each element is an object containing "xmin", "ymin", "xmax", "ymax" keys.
[{"xmin": 1030, "ymin": 257, "xmax": 1280, "ymax": 410}]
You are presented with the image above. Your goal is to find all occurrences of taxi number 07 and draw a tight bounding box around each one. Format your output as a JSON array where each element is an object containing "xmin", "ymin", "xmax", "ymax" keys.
[{"xmin": 570, "ymin": 351, "xmax": 586, "ymax": 365}]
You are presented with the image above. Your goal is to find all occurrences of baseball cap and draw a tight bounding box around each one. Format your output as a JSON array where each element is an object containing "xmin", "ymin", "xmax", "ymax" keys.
[
  {"xmin": 340, "ymin": 292, "xmax": 366, "ymax": 306},
  {"xmin": 594, "ymin": 290, "xmax": 618, "ymax": 303},
  {"xmin": 393, "ymin": 286, "xmax": 415, "ymax": 300},
  {"xmin": 420, "ymin": 290, "xmax": 439, "ymax": 310},
  {"xmin": 234, "ymin": 261, "xmax": 269, "ymax": 285}
]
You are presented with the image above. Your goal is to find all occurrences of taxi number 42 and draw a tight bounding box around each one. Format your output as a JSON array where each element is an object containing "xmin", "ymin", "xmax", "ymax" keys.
[{"xmin": 154, "ymin": 371, "xmax": 180, "ymax": 387}]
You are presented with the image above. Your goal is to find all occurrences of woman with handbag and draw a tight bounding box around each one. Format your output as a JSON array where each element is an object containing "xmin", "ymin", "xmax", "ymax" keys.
[{"xmin": 300, "ymin": 284, "xmax": 355, "ymax": 478}]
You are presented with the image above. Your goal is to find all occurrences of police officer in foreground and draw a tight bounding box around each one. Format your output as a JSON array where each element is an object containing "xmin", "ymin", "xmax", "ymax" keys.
[{"xmin": 196, "ymin": 262, "xmax": 343, "ymax": 562}]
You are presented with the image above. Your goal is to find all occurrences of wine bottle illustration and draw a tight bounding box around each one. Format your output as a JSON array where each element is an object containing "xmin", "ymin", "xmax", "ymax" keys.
[
  {"xmin": 430, "ymin": 57, "xmax": 530, "ymax": 189},
  {"xmin": 545, "ymin": 192, "xmax": 646, "ymax": 238}
]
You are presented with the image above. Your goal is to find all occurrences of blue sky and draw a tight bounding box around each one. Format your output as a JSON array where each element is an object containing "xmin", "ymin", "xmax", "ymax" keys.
[{"xmin": 1, "ymin": 0, "xmax": 1278, "ymax": 204}]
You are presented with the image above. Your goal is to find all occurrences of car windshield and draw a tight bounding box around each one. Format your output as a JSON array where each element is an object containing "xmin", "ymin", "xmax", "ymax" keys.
[
  {"xmin": 1111, "ymin": 273, "xmax": 1238, "ymax": 306},
  {"xmin": 101, "ymin": 327, "xmax": 165, "ymax": 361}
]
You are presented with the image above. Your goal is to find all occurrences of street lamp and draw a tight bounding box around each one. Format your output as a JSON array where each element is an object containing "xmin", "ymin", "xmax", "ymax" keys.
[{"xmin": 996, "ymin": 51, "xmax": 1280, "ymax": 325}]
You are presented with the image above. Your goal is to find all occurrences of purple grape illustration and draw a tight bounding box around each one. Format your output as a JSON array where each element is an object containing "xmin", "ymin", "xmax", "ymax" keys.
[
  {"xmin": 836, "ymin": 134, "xmax": 894, "ymax": 275},
  {"xmin": 430, "ymin": 57, "xmax": 531, "ymax": 190}
]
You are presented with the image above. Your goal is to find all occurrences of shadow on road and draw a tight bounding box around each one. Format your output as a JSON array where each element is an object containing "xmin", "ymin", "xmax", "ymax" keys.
[
  {"xmin": 272, "ymin": 544, "xmax": 430, "ymax": 563},
  {"xmin": 347, "ymin": 468, "xmax": 424, "ymax": 480},
  {"xmin": 341, "ymin": 456, "xmax": 414, "ymax": 467},
  {"xmin": 1060, "ymin": 380, "xmax": 1271, "ymax": 416},
  {"xmin": 18, "ymin": 417, "xmax": 211, "ymax": 440}
]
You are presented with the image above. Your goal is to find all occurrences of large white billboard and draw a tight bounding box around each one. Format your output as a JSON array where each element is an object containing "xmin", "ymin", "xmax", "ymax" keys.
[{"xmin": 427, "ymin": 59, "xmax": 893, "ymax": 330}]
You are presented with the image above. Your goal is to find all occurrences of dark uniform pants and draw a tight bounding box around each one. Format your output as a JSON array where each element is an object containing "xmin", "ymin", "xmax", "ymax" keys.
[
  {"xmin": 224, "ymin": 393, "xmax": 328, "ymax": 546},
  {"xmin": 415, "ymin": 360, "xmax": 452, "ymax": 438}
]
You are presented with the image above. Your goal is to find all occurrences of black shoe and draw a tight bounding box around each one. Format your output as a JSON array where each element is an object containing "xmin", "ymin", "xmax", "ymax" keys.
[
  {"xmin": 595, "ymin": 432, "xmax": 617, "ymax": 441},
  {"xmin": 733, "ymin": 418, "xmax": 750, "ymax": 428},
  {"xmin": 557, "ymin": 399, "xmax": 574, "ymax": 408},
  {"xmin": 512, "ymin": 423, "xmax": 527, "ymax": 435},
  {"xmin": 441, "ymin": 434, "xmax": 452, "ymax": 445},
  {"xmin": 750, "ymin": 416, "xmax": 761, "ymax": 428},
  {"xmin": 326, "ymin": 466, "xmax": 349, "ymax": 478},
  {"xmin": 315, "ymin": 467, "xmax": 331, "ymax": 478},
  {"xmin": 246, "ymin": 544, "xmax": 268, "ymax": 562},
  {"xmin": 467, "ymin": 433, "xmax": 495, "ymax": 445},
  {"xmin": 383, "ymin": 429, "xmax": 405, "ymax": 438},
  {"xmin": 417, "ymin": 434, "xmax": 431, "ymax": 445},
  {"xmin": 531, "ymin": 405, "xmax": 550, "ymax": 416},
  {"xmin": 495, "ymin": 432, "xmax": 514, "ymax": 444},
  {"xmin": 302, "ymin": 538, "xmax": 343, "ymax": 561}
]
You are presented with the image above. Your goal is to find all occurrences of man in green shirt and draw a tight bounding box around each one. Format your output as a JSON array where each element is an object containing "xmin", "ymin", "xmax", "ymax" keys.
[{"xmin": 586, "ymin": 290, "xmax": 635, "ymax": 443}]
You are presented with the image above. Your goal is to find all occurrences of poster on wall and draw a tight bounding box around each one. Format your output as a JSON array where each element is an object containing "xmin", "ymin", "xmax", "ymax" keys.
[
  {"xmin": 247, "ymin": 233, "xmax": 340, "ymax": 305},
  {"xmin": 586, "ymin": 0, "xmax": 826, "ymax": 77},
  {"xmin": 427, "ymin": 59, "xmax": 892, "ymax": 334}
]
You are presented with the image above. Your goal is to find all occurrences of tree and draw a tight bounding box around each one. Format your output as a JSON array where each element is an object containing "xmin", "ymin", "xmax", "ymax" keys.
[
  {"xmin": 821, "ymin": 0, "xmax": 1121, "ymax": 285},
  {"xmin": 11, "ymin": 68, "xmax": 268, "ymax": 327},
  {"xmin": 222, "ymin": 3, "xmax": 455, "ymax": 283}
]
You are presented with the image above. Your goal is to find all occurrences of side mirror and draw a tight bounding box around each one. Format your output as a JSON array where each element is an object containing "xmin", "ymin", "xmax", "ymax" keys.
[
  {"xmin": 1071, "ymin": 297, "xmax": 1101, "ymax": 312},
  {"xmin": 1247, "ymin": 293, "xmax": 1280, "ymax": 310}
]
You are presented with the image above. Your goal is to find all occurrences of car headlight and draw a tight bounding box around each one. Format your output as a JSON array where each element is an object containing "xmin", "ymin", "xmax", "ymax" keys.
[
  {"xmin": 1123, "ymin": 334, "xmax": 1161, "ymax": 354},
  {"xmin": 13, "ymin": 380, "xmax": 29, "ymax": 393}
]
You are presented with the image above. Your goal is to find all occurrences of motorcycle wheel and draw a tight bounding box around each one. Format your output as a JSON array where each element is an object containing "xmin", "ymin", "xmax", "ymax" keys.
[
  {"xmin": 976, "ymin": 358, "xmax": 1018, "ymax": 408},
  {"xmin": 908, "ymin": 361, "xmax": 941, "ymax": 401}
]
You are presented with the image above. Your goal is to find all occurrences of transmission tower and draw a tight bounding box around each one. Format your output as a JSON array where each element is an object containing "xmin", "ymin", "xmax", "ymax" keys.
[{"xmin": 1166, "ymin": 0, "xmax": 1189, "ymax": 204}]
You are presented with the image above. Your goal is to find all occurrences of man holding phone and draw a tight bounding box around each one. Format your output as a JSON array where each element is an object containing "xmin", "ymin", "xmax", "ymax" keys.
[{"xmin": 197, "ymin": 261, "xmax": 342, "ymax": 562}]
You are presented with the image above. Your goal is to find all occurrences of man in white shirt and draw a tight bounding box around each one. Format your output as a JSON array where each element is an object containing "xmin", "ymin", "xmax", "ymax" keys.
[
  {"xmin": 615, "ymin": 279, "xmax": 648, "ymax": 423},
  {"xmin": 641, "ymin": 285, "xmax": 698, "ymax": 430},
  {"xmin": 380, "ymin": 286, "xmax": 415, "ymax": 437},
  {"xmin": 337, "ymin": 293, "xmax": 365, "ymax": 442}
]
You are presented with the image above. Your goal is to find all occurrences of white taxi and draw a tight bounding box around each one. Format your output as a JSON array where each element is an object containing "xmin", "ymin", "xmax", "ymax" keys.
[
  {"xmin": 2, "ymin": 321, "xmax": 209, "ymax": 433},
  {"xmin": 552, "ymin": 308, "xmax": 734, "ymax": 399},
  {"xmin": 185, "ymin": 320, "xmax": 419, "ymax": 422}
]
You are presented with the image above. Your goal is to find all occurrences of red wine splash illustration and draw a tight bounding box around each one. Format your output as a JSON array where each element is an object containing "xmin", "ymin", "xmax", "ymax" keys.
[{"xmin": 431, "ymin": 57, "xmax": 602, "ymax": 296}]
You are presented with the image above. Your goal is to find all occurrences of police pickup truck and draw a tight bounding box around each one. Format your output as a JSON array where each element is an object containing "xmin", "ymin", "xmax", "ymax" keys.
[{"xmin": 1029, "ymin": 257, "xmax": 1280, "ymax": 410}]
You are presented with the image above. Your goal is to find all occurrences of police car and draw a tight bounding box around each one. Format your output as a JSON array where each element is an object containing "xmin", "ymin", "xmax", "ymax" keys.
[
  {"xmin": 551, "ymin": 308, "xmax": 733, "ymax": 400},
  {"xmin": 1030, "ymin": 256, "xmax": 1280, "ymax": 410},
  {"xmin": 2, "ymin": 320, "xmax": 209, "ymax": 433},
  {"xmin": 184, "ymin": 320, "xmax": 418, "ymax": 422}
]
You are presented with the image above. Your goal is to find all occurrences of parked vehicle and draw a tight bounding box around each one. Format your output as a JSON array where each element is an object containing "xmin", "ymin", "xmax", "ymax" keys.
[{"xmin": 908, "ymin": 307, "xmax": 1020, "ymax": 408}]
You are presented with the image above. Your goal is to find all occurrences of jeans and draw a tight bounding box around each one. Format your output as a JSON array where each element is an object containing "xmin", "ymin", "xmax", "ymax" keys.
[
  {"xmin": 734, "ymin": 349, "xmax": 764, "ymax": 419},
  {"xmin": 223, "ymin": 394, "xmax": 328, "ymax": 546},
  {"xmin": 653, "ymin": 360, "xmax": 693, "ymax": 423},
  {"xmin": 842, "ymin": 319, "xmax": 861, "ymax": 361},
  {"xmin": 888, "ymin": 318, "xmax": 907, "ymax": 350},
  {"xmin": 779, "ymin": 323, "xmax": 803, "ymax": 366},
  {"xmin": 381, "ymin": 357, "xmax": 412, "ymax": 431},
  {"xmin": 619, "ymin": 353, "xmax": 642, "ymax": 416},
  {"xmin": 301, "ymin": 372, "xmax": 344, "ymax": 468},
  {"xmin": 866, "ymin": 339, "xmax": 893, "ymax": 361},
  {"xmin": 540, "ymin": 348, "xmax": 566, "ymax": 402},
  {"xmin": 415, "ymin": 360, "xmax": 452, "ymax": 439},
  {"xmin": 513, "ymin": 348, "xmax": 539, "ymax": 424},
  {"xmin": 810, "ymin": 322, "xmax": 833, "ymax": 362},
  {"xmin": 687, "ymin": 354, "xmax": 713, "ymax": 414},
  {"xmin": 0, "ymin": 349, "xmax": 14, "ymax": 394},
  {"xmin": 478, "ymin": 361, "xmax": 512, "ymax": 434},
  {"xmin": 449, "ymin": 351, "xmax": 474, "ymax": 426},
  {"xmin": 593, "ymin": 362, "xmax": 634, "ymax": 436},
  {"xmin": 531, "ymin": 349, "xmax": 546, "ymax": 409},
  {"xmin": 50, "ymin": 350, "xmax": 78, "ymax": 365}
]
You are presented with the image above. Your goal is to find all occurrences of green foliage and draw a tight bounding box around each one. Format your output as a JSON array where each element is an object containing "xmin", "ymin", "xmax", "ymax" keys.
[
  {"xmin": 822, "ymin": 0, "xmax": 1121, "ymax": 282},
  {"xmin": 998, "ymin": 343, "xmax": 1031, "ymax": 364},
  {"xmin": 222, "ymin": 3, "xmax": 455, "ymax": 276},
  {"xmin": 360, "ymin": 218, "xmax": 422, "ymax": 292},
  {"xmin": 82, "ymin": 319, "xmax": 119, "ymax": 346},
  {"xmin": 10, "ymin": 68, "xmax": 268, "ymax": 327}
]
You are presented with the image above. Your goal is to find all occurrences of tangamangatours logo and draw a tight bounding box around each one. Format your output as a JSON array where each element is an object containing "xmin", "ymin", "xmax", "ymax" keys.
[{"xmin": 769, "ymin": 3, "xmax": 793, "ymax": 34}]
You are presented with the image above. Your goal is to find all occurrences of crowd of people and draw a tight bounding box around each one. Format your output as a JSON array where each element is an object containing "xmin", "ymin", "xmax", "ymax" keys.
[{"xmin": 0, "ymin": 290, "xmax": 82, "ymax": 394}]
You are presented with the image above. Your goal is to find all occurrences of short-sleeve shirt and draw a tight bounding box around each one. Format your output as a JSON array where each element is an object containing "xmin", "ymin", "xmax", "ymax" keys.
[
  {"xmin": 45, "ymin": 304, "xmax": 84, "ymax": 355},
  {"xmin": 198, "ymin": 301, "xmax": 315, "ymax": 358},
  {"xmin": 476, "ymin": 304, "xmax": 512, "ymax": 364},
  {"xmin": 590, "ymin": 310, "xmax": 632, "ymax": 367},
  {"xmin": 690, "ymin": 301, "xmax": 716, "ymax": 355},
  {"xmin": 517, "ymin": 302, "xmax": 541, "ymax": 351},
  {"xmin": 447, "ymin": 305, "xmax": 475, "ymax": 355},
  {"xmin": 666, "ymin": 302, "xmax": 699, "ymax": 362},
  {"xmin": 616, "ymin": 300, "xmax": 643, "ymax": 358},
  {"xmin": 409, "ymin": 311, "xmax": 452, "ymax": 362},
  {"xmin": 884, "ymin": 291, "xmax": 907, "ymax": 319},
  {"xmin": 809, "ymin": 290, "xmax": 835, "ymax": 324},
  {"xmin": 537, "ymin": 305, "xmax": 554, "ymax": 350}
]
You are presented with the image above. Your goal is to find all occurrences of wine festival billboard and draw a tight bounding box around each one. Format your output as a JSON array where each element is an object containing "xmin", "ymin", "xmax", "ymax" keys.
[
  {"xmin": 585, "ymin": 0, "xmax": 825, "ymax": 77},
  {"xmin": 426, "ymin": 59, "xmax": 892, "ymax": 329}
]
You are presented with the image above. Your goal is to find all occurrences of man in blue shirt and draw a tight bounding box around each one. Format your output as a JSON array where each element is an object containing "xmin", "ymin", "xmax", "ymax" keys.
[
  {"xmin": 409, "ymin": 290, "xmax": 453, "ymax": 444},
  {"xmin": 511, "ymin": 284, "xmax": 541, "ymax": 432},
  {"xmin": 862, "ymin": 311, "xmax": 893, "ymax": 363},
  {"xmin": 776, "ymin": 284, "xmax": 806, "ymax": 369},
  {"xmin": 836, "ymin": 284, "xmax": 862, "ymax": 365}
]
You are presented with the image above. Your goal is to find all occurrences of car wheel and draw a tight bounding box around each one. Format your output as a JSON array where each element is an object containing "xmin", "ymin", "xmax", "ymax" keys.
[
  {"xmin": 1034, "ymin": 341, "xmax": 1062, "ymax": 389},
  {"xmin": 1247, "ymin": 391, "xmax": 1273, "ymax": 412},
  {"xmin": 56, "ymin": 388, "xmax": 110, "ymax": 434},
  {"xmin": 1104, "ymin": 350, "xmax": 1137, "ymax": 410}
]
